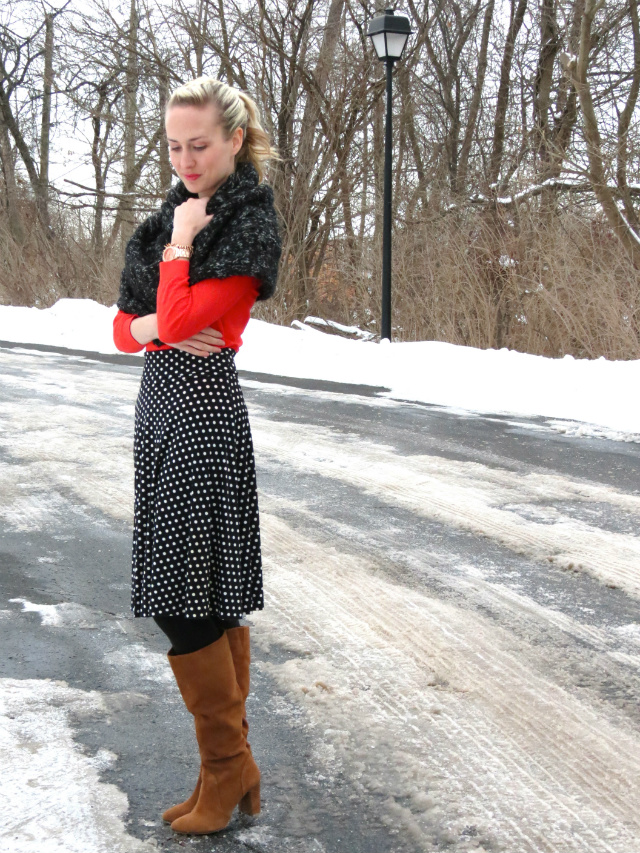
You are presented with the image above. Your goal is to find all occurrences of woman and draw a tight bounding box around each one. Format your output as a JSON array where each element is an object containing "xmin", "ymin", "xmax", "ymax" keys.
[{"xmin": 113, "ymin": 77, "xmax": 281, "ymax": 836}]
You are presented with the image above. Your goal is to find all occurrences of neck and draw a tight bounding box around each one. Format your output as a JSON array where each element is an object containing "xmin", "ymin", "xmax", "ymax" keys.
[{"xmin": 198, "ymin": 167, "xmax": 235, "ymax": 198}]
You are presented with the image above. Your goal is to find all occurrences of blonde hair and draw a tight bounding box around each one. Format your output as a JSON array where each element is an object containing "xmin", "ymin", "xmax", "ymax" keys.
[{"xmin": 166, "ymin": 77, "xmax": 280, "ymax": 182}]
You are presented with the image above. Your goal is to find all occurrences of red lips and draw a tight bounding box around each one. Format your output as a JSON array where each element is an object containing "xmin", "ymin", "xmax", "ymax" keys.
[{"xmin": 184, "ymin": 174, "xmax": 201, "ymax": 180}]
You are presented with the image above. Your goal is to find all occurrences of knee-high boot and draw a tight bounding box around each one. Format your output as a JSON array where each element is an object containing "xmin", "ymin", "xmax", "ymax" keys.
[
  {"xmin": 226, "ymin": 626, "xmax": 252, "ymax": 750},
  {"xmin": 161, "ymin": 626, "xmax": 255, "ymax": 823},
  {"xmin": 166, "ymin": 632, "xmax": 260, "ymax": 835}
]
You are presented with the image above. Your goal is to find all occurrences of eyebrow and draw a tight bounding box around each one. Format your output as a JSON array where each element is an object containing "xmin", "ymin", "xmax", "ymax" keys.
[{"xmin": 167, "ymin": 136, "xmax": 208, "ymax": 143}]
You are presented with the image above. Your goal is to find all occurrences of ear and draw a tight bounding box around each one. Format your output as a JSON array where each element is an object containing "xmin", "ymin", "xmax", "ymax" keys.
[{"xmin": 232, "ymin": 126, "xmax": 244, "ymax": 155}]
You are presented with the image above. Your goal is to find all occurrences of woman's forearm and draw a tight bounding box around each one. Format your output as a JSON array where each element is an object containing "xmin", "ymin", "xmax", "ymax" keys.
[{"xmin": 130, "ymin": 313, "xmax": 159, "ymax": 345}]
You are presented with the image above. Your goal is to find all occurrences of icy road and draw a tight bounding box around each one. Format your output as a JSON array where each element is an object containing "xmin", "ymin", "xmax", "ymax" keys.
[{"xmin": 0, "ymin": 342, "xmax": 639, "ymax": 853}]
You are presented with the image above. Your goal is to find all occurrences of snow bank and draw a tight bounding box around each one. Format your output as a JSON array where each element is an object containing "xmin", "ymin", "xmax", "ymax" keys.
[
  {"xmin": 0, "ymin": 299, "xmax": 117, "ymax": 356},
  {"xmin": 0, "ymin": 298, "xmax": 638, "ymax": 440}
]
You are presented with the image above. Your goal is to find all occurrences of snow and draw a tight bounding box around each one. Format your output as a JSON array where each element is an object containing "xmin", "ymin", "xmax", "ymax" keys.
[
  {"xmin": 250, "ymin": 417, "xmax": 640, "ymax": 598},
  {"xmin": 9, "ymin": 597, "xmax": 66, "ymax": 626},
  {"xmin": 1, "ymin": 341, "xmax": 639, "ymax": 852},
  {"xmin": 253, "ymin": 510, "xmax": 640, "ymax": 852},
  {"xmin": 302, "ymin": 315, "xmax": 376, "ymax": 340},
  {"xmin": 0, "ymin": 677, "xmax": 155, "ymax": 852},
  {"xmin": 0, "ymin": 297, "xmax": 638, "ymax": 441}
]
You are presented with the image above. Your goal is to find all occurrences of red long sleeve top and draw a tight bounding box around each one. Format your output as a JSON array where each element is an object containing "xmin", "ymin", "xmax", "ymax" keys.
[{"xmin": 113, "ymin": 258, "xmax": 260, "ymax": 354}]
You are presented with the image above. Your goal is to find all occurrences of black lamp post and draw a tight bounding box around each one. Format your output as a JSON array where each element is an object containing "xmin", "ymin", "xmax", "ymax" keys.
[{"xmin": 367, "ymin": 8, "xmax": 412, "ymax": 342}]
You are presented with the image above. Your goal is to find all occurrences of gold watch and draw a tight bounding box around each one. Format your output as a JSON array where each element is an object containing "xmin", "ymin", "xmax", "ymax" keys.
[{"xmin": 162, "ymin": 243, "xmax": 193, "ymax": 262}]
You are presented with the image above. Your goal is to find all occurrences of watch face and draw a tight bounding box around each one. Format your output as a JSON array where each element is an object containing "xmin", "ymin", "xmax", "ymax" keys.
[{"xmin": 163, "ymin": 246, "xmax": 191, "ymax": 261}]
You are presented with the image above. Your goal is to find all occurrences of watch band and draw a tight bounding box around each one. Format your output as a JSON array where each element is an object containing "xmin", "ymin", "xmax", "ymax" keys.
[{"xmin": 162, "ymin": 243, "xmax": 193, "ymax": 262}]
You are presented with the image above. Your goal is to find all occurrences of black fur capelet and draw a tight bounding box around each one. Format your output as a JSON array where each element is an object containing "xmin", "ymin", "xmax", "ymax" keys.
[{"xmin": 116, "ymin": 161, "xmax": 281, "ymax": 317}]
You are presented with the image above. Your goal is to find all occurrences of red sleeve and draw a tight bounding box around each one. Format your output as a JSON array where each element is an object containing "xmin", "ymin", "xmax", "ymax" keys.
[
  {"xmin": 113, "ymin": 310, "xmax": 145, "ymax": 353},
  {"xmin": 156, "ymin": 259, "xmax": 259, "ymax": 343}
]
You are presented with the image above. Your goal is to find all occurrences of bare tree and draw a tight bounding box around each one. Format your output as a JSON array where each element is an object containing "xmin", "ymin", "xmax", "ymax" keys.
[
  {"xmin": 38, "ymin": 10, "xmax": 54, "ymax": 227},
  {"xmin": 0, "ymin": 108, "xmax": 25, "ymax": 242},
  {"xmin": 488, "ymin": 0, "xmax": 528, "ymax": 189},
  {"xmin": 561, "ymin": 0, "xmax": 640, "ymax": 266},
  {"xmin": 0, "ymin": 1, "xmax": 67, "ymax": 232},
  {"xmin": 1, "ymin": 0, "xmax": 638, "ymax": 354},
  {"xmin": 616, "ymin": 0, "xmax": 640, "ymax": 230}
]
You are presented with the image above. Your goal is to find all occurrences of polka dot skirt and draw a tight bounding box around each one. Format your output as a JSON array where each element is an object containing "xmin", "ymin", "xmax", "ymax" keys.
[{"xmin": 130, "ymin": 347, "xmax": 264, "ymax": 619}]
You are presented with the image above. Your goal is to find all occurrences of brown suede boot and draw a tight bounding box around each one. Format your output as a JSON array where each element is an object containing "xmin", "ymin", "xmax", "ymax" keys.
[
  {"xmin": 161, "ymin": 625, "xmax": 255, "ymax": 823},
  {"xmin": 168, "ymin": 632, "xmax": 261, "ymax": 835},
  {"xmin": 226, "ymin": 626, "xmax": 252, "ymax": 749},
  {"xmin": 162, "ymin": 769, "xmax": 202, "ymax": 825}
]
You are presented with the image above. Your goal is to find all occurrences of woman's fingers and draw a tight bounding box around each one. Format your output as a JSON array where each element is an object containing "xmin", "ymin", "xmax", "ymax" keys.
[
  {"xmin": 170, "ymin": 327, "xmax": 226, "ymax": 356},
  {"xmin": 191, "ymin": 327, "xmax": 225, "ymax": 346}
]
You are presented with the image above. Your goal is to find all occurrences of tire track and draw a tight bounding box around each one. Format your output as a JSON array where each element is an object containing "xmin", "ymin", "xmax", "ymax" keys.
[
  {"xmin": 254, "ymin": 510, "xmax": 640, "ymax": 853},
  {"xmin": 250, "ymin": 417, "xmax": 640, "ymax": 597}
]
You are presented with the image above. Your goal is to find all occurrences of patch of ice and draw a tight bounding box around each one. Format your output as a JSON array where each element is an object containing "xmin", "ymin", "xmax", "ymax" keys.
[
  {"xmin": 235, "ymin": 826, "xmax": 277, "ymax": 847},
  {"xmin": 0, "ymin": 678, "xmax": 155, "ymax": 852},
  {"xmin": 108, "ymin": 644, "xmax": 174, "ymax": 684},
  {"xmin": 9, "ymin": 598, "xmax": 98, "ymax": 628},
  {"xmin": 546, "ymin": 419, "xmax": 640, "ymax": 443},
  {"xmin": 614, "ymin": 623, "xmax": 640, "ymax": 642},
  {"xmin": 9, "ymin": 598, "xmax": 65, "ymax": 627}
]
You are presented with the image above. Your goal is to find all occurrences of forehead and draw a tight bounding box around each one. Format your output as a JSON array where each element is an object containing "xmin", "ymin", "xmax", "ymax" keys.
[{"xmin": 165, "ymin": 103, "xmax": 221, "ymax": 141}]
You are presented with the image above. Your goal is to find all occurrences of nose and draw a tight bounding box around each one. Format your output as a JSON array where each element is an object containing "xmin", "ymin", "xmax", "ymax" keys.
[{"xmin": 179, "ymin": 149, "xmax": 196, "ymax": 171}]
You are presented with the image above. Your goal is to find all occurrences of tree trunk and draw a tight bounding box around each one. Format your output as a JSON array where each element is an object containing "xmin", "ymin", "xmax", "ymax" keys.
[
  {"xmin": 360, "ymin": 115, "xmax": 369, "ymax": 243},
  {"xmin": 38, "ymin": 12, "xmax": 54, "ymax": 231},
  {"xmin": 90, "ymin": 83, "xmax": 108, "ymax": 254},
  {"xmin": 119, "ymin": 0, "xmax": 139, "ymax": 249},
  {"xmin": 456, "ymin": 0, "xmax": 494, "ymax": 196},
  {"xmin": 562, "ymin": 0, "xmax": 640, "ymax": 266},
  {"xmin": 0, "ymin": 114, "xmax": 25, "ymax": 244},
  {"xmin": 158, "ymin": 66, "xmax": 172, "ymax": 196},
  {"xmin": 289, "ymin": 0, "xmax": 345, "ymax": 307},
  {"xmin": 616, "ymin": 0, "xmax": 640, "ymax": 231},
  {"xmin": 372, "ymin": 82, "xmax": 384, "ymax": 295},
  {"xmin": 488, "ymin": 0, "xmax": 528, "ymax": 188},
  {"xmin": 216, "ymin": 0, "xmax": 235, "ymax": 83},
  {"xmin": 0, "ymin": 84, "xmax": 51, "ymax": 233},
  {"xmin": 533, "ymin": 0, "xmax": 560, "ymax": 214}
]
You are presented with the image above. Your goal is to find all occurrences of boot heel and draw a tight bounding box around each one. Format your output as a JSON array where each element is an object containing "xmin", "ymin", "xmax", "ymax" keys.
[{"xmin": 239, "ymin": 781, "xmax": 260, "ymax": 815}]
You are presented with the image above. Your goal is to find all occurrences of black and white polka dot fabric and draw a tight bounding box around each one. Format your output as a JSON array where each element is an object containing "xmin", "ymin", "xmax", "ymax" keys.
[{"xmin": 130, "ymin": 347, "xmax": 264, "ymax": 619}]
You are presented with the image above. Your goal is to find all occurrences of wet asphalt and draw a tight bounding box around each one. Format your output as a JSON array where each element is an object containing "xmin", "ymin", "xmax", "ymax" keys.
[{"xmin": 0, "ymin": 340, "xmax": 638, "ymax": 853}]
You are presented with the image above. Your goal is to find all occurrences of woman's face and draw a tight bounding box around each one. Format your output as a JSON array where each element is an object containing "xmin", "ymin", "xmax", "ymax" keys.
[{"xmin": 165, "ymin": 103, "xmax": 244, "ymax": 198}]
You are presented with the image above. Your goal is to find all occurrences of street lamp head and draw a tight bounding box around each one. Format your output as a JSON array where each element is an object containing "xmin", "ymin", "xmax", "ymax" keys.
[{"xmin": 367, "ymin": 8, "xmax": 412, "ymax": 62}]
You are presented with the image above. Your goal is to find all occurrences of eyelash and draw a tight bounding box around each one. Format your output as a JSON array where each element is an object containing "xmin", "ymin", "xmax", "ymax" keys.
[{"xmin": 170, "ymin": 146, "xmax": 206, "ymax": 152}]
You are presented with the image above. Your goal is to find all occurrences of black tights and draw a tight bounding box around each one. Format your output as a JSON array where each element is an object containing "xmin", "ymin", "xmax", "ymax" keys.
[{"xmin": 153, "ymin": 614, "xmax": 241, "ymax": 655}]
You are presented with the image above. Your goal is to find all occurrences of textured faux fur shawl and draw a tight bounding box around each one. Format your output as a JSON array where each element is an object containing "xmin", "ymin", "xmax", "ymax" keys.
[{"xmin": 116, "ymin": 161, "xmax": 281, "ymax": 317}]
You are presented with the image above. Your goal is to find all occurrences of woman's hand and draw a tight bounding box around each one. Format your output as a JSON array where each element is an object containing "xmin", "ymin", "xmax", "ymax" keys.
[
  {"xmin": 171, "ymin": 196, "xmax": 213, "ymax": 245},
  {"xmin": 170, "ymin": 325, "xmax": 225, "ymax": 357}
]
